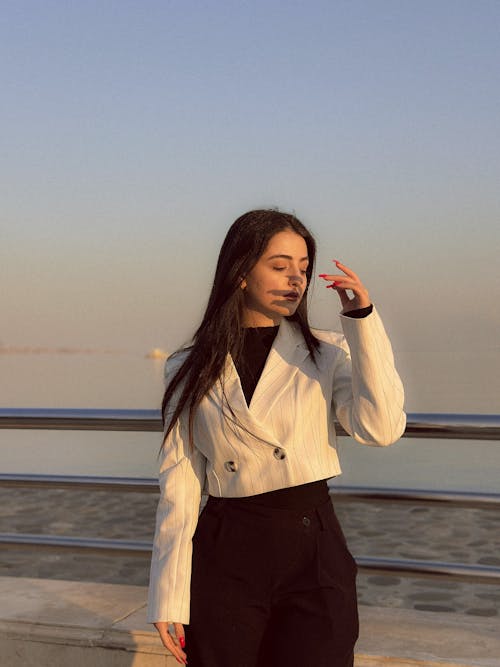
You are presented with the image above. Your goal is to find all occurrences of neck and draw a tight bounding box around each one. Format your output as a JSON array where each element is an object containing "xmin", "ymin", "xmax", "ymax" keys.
[{"xmin": 241, "ymin": 309, "xmax": 282, "ymax": 328}]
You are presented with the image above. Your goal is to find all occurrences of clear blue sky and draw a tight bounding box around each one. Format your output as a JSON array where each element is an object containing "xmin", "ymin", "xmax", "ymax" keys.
[{"xmin": 2, "ymin": 1, "xmax": 499, "ymax": 411}]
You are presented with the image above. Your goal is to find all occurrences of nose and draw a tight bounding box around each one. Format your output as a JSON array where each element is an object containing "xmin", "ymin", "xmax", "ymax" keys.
[{"xmin": 289, "ymin": 270, "xmax": 304, "ymax": 287}]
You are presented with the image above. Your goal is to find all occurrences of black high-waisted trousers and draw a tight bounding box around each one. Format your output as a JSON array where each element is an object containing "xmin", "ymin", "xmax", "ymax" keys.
[{"xmin": 184, "ymin": 493, "xmax": 359, "ymax": 667}]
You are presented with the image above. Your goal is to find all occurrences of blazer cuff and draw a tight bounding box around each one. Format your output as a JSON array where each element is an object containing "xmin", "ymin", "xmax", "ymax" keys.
[{"xmin": 341, "ymin": 304, "xmax": 373, "ymax": 319}]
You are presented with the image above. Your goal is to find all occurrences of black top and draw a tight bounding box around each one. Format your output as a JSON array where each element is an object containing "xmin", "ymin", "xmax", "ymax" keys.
[{"xmin": 235, "ymin": 325, "xmax": 280, "ymax": 406}]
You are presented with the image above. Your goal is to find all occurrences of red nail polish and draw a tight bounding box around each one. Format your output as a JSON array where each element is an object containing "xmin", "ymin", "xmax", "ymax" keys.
[
  {"xmin": 332, "ymin": 281, "xmax": 340, "ymax": 287},
  {"xmin": 318, "ymin": 274, "xmax": 327, "ymax": 278},
  {"xmin": 180, "ymin": 636, "xmax": 185, "ymax": 648}
]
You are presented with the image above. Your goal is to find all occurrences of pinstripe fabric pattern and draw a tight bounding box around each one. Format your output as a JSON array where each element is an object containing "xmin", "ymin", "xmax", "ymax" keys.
[{"xmin": 147, "ymin": 306, "xmax": 405, "ymax": 623}]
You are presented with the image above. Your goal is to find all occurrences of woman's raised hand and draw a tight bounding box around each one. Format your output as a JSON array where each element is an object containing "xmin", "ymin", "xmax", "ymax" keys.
[
  {"xmin": 319, "ymin": 260, "xmax": 371, "ymax": 313},
  {"xmin": 154, "ymin": 621, "xmax": 187, "ymax": 664}
]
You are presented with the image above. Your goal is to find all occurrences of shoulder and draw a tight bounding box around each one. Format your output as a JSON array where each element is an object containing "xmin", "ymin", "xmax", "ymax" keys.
[
  {"xmin": 166, "ymin": 347, "xmax": 191, "ymax": 366},
  {"xmin": 164, "ymin": 347, "xmax": 192, "ymax": 384},
  {"xmin": 310, "ymin": 327, "xmax": 347, "ymax": 349},
  {"xmin": 308, "ymin": 327, "xmax": 350, "ymax": 366},
  {"xmin": 284, "ymin": 318, "xmax": 345, "ymax": 350}
]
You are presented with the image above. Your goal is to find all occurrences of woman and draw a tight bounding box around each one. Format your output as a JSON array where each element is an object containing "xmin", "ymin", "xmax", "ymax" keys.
[{"xmin": 147, "ymin": 209, "xmax": 405, "ymax": 666}]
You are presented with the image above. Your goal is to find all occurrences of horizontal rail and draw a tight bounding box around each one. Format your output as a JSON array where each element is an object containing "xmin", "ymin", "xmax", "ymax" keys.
[
  {"xmin": 1, "ymin": 474, "xmax": 500, "ymax": 508},
  {"xmin": 1, "ymin": 533, "xmax": 499, "ymax": 583},
  {"xmin": 0, "ymin": 473, "xmax": 159, "ymax": 492},
  {"xmin": 403, "ymin": 413, "xmax": 500, "ymax": 440},
  {"xmin": 0, "ymin": 408, "xmax": 162, "ymax": 432},
  {"xmin": 355, "ymin": 556, "xmax": 500, "ymax": 584},
  {"xmin": 0, "ymin": 534, "xmax": 152, "ymax": 557},
  {"xmin": 0, "ymin": 409, "xmax": 499, "ymax": 439},
  {"xmin": 330, "ymin": 485, "xmax": 500, "ymax": 508}
]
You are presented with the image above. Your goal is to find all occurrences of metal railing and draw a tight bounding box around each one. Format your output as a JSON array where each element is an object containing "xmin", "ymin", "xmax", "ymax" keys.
[
  {"xmin": 1, "ymin": 408, "xmax": 499, "ymax": 439},
  {"xmin": 1, "ymin": 409, "xmax": 499, "ymax": 583}
]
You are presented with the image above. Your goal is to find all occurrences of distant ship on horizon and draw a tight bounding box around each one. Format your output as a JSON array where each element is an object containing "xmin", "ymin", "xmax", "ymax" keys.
[{"xmin": 146, "ymin": 347, "xmax": 169, "ymax": 359}]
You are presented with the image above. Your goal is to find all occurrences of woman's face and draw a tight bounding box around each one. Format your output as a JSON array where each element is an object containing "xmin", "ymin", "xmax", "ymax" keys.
[{"xmin": 241, "ymin": 230, "xmax": 309, "ymax": 326}]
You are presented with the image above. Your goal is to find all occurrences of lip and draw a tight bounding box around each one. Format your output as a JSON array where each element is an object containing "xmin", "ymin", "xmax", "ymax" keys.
[{"xmin": 283, "ymin": 291, "xmax": 300, "ymax": 301}]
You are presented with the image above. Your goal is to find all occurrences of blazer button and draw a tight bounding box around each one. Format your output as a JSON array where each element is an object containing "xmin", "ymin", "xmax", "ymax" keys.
[
  {"xmin": 273, "ymin": 447, "xmax": 286, "ymax": 460},
  {"xmin": 224, "ymin": 460, "xmax": 238, "ymax": 472}
]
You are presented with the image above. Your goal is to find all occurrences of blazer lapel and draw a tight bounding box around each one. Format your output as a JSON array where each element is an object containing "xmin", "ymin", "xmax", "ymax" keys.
[
  {"xmin": 207, "ymin": 319, "xmax": 310, "ymax": 446},
  {"xmin": 249, "ymin": 318, "xmax": 310, "ymax": 423},
  {"xmin": 207, "ymin": 354, "xmax": 282, "ymax": 448}
]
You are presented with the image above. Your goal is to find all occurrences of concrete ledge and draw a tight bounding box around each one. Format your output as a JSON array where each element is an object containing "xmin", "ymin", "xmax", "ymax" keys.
[
  {"xmin": 0, "ymin": 577, "xmax": 499, "ymax": 667},
  {"xmin": 0, "ymin": 576, "xmax": 175, "ymax": 666}
]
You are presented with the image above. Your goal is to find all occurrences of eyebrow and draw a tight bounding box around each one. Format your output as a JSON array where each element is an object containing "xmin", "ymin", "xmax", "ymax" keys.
[{"xmin": 267, "ymin": 254, "xmax": 309, "ymax": 262}]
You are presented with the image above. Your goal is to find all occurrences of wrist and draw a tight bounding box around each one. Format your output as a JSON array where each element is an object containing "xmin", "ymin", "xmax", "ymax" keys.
[{"xmin": 342, "ymin": 297, "xmax": 370, "ymax": 314}]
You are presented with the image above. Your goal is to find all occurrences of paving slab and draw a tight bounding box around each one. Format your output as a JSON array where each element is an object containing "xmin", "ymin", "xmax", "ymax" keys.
[
  {"xmin": 0, "ymin": 576, "xmax": 147, "ymax": 628},
  {"xmin": 357, "ymin": 605, "xmax": 500, "ymax": 667}
]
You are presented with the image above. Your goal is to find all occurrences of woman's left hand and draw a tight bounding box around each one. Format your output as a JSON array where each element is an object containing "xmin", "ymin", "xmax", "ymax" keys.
[{"xmin": 319, "ymin": 260, "xmax": 371, "ymax": 313}]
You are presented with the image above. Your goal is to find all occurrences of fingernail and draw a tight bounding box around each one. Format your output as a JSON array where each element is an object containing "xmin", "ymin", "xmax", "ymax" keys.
[
  {"xmin": 180, "ymin": 636, "xmax": 185, "ymax": 648},
  {"xmin": 318, "ymin": 274, "xmax": 328, "ymax": 278},
  {"xmin": 332, "ymin": 281, "xmax": 340, "ymax": 286}
]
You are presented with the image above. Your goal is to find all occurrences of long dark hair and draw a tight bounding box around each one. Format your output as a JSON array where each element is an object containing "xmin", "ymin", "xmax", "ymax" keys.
[{"xmin": 161, "ymin": 209, "xmax": 320, "ymax": 448}]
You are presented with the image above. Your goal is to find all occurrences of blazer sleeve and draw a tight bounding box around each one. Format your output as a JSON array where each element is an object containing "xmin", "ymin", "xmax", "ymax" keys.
[
  {"xmin": 331, "ymin": 305, "xmax": 406, "ymax": 446},
  {"xmin": 146, "ymin": 357, "xmax": 207, "ymax": 624}
]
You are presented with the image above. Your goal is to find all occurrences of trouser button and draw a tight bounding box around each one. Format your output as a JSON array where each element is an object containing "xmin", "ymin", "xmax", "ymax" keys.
[{"xmin": 302, "ymin": 516, "xmax": 311, "ymax": 527}]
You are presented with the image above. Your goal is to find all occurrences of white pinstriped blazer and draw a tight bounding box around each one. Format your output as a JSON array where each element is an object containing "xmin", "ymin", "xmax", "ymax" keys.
[{"xmin": 147, "ymin": 306, "xmax": 405, "ymax": 623}]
